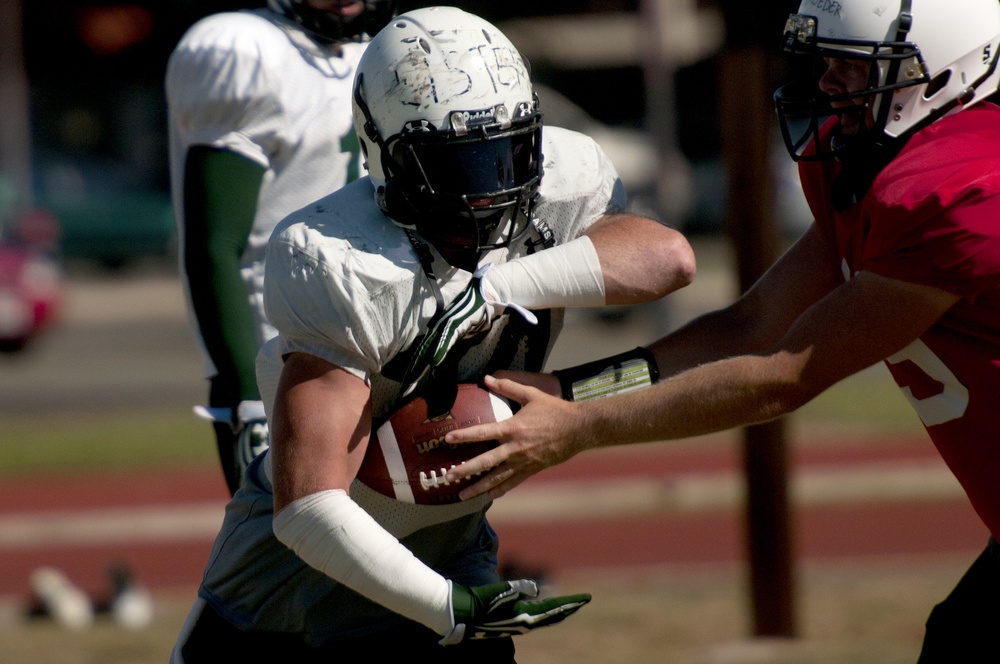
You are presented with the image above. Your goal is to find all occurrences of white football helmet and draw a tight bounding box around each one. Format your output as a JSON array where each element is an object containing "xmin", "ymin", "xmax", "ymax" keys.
[
  {"xmin": 775, "ymin": 0, "xmax": 1000, "ymax": 160},
  {"xmin": 266, "ymin": 0, "xmax": 399, "ymax": 44},
  {"xmin": 352, "ymin": 6, "xmax": 543, "ymax": 256}
]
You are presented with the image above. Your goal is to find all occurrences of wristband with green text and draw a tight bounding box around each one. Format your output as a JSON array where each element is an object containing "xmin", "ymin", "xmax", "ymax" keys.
[{"xmin": 552, "ymin": 347, "xmax": 660, "ymax": 402}]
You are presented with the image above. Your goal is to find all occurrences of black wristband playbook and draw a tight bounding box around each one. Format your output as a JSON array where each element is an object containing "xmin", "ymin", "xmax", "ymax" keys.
[{"xmin": 552, "ymin": 347, "xmax": 660, "ymax": 402}]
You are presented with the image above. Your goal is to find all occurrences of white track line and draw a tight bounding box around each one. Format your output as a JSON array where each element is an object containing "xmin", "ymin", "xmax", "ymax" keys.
[
  {"xmin": 0, "ymin": 502, "xmax": 225, "ymax": 549},
  {"xmin": 0, "ymin": 461, "xmax": 964, "ymax": 550},
  {"xmin": 490, "ymin": 460, "xmax": 963, "ymax": 523}
]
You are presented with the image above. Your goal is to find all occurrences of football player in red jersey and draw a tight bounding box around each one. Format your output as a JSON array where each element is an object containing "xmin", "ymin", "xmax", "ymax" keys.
[{"xmin": 446, "ymin": 1, "xmax": 1000, "ymax": 659}]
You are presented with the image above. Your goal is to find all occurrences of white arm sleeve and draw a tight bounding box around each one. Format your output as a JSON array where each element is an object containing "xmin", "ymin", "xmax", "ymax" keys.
[
  {"xmin": 483, "ymin": 236, "xmax": 605, "ymax": 309},
  {"xmin": 272, "ymin": 489, "xmax": 454, "ymax": 635}
]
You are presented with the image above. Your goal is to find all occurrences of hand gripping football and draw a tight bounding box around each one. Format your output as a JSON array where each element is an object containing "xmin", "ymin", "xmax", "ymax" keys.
[{"xmin": 357, "ymin": 383, "xmax": 512, "ymax": 504}]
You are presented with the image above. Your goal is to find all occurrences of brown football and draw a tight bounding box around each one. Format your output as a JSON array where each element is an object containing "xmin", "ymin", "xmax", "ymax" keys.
[{"xmin": 356, "ymin": 383, "xmax": 512, "ymax": 504}]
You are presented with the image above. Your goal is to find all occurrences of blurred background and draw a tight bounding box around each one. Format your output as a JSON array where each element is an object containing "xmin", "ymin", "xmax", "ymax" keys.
[
  {"xmin": 2, "ymin": 0, "xmax": 809, "ymax": 274},
  {"xmin": 1, "ymin": 0, "xmax": 813, "ymax": 351},
  {"xmin": 0, "ymin": 2, "xmax": 989, "ymax": 663}
]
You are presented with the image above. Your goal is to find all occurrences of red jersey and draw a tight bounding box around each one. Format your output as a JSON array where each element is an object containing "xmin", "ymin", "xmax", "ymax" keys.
[{"xmin": 800, "ymin": 103, "xmax": 1000, "ymax": 540}]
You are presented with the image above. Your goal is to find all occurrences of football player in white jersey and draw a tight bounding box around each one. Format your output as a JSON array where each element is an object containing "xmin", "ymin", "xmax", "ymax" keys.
[
  {"xmin": 171, "ymin": 6, "xmax": 696, "ymax": 662},
  {"xmin": 166, "ymin": 1, "xmax": 400, "ymax": 495}
]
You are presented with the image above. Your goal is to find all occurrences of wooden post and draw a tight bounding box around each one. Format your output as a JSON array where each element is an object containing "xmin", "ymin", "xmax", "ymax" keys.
[
  {"xmin": 717, "ymin": 33, "xmax": 798, "ymax": 639},
  {"xmin": 0, "ymin": 0, "xmax": 32, "ymax": 208}
]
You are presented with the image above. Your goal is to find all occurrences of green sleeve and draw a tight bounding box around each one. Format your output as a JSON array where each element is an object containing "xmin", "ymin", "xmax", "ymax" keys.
[{"xmin": 182, "ymin": 146, "xmax": 266, "ymax": 404}]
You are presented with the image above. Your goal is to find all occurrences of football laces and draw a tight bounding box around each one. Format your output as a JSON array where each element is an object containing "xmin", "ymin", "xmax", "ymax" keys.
[
  {"xmin": 419, "ymin": 465, "xmax": 459, "ymax": 491},
  {"xmin": 419, "ymin": 464, "xmax": 487, "ymax": 491}
]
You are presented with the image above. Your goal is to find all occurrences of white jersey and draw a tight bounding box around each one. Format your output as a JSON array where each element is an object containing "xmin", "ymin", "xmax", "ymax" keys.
[
  {"xmin": 194, "ymin": 127, "xmax": 624, "ymax": 640},
  {"xmin": 166, "ymin": 9, "xmax": 366, "ymax": 369},
  {"xmin": 258, "ymin": 126, "xmax": 624, "ymax": 421}
]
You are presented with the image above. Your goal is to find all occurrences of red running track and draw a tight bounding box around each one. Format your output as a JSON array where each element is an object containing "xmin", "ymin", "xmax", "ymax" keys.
[{"xmin": 0, "ymin": 436, "xmax": 990, "ymax": 603}]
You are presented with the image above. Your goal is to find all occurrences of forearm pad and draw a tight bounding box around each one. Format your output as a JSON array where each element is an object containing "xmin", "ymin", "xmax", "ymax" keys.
[
  {"xmin": 272, "ymin": 490, "xmax": 453, "ymax": 635},
  {"xmin": 552, "ymin": 347, "xmax": 660, "ymax": 402},
  {"xmin": 483, "ymin": 236, "xmax": 605, "ymax": 309}
]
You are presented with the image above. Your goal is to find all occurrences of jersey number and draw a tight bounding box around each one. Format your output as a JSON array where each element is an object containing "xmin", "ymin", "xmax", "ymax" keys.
[{"xmin": 886, "ymin": 339, "xmax": 968, "ymax": 427}]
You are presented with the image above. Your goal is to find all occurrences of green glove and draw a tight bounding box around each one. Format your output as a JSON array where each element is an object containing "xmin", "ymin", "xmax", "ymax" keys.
[
  {"xmin": 401, "ymin": 264, "xmax": 537, "ymax": 396},
  {"xmin": 439, "ymin": 579, "xmax": 591, "ymax": 645}
]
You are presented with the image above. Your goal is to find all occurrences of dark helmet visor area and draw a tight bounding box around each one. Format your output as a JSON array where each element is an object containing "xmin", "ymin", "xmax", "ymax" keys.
[
  {"xmin": 397, "ymin": 123, "xmax": 541, "ymax": 197},
  {"xmin": 419, "ymin": 132, "xmax": 536, "ymax": 197},
  {"xmin": 383, "ymin": 120, "xmax": 542, "ymax": 253}
]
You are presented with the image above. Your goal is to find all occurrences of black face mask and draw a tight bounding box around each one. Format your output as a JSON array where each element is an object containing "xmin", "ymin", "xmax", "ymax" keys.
[{"xmin": 382, "ymin": 121, "xmax": 543, "ymax": 257}]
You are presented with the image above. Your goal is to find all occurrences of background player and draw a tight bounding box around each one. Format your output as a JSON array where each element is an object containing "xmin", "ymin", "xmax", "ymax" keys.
[
  {"xmin": 171, "ymin": 7, "xmax": 696, "ymax": 660},
  {"xmin": 444, "ymin": 1, "xmax": 1000, "ymax": 659},
  {"xmin": 166, "ymin": 0, "xmax": 400, "ymax": 495}
]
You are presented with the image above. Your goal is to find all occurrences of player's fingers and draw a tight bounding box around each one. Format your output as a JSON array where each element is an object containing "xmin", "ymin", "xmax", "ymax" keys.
[
  {"xmin": 445, "ymin": 420, "xmax": 507, "ymax": 445},
  {"xmin": 482, "ymin": 373, "xmax": 544, "ymax": 405},
  {"xmin": 457, "ymin": 466, "xmax": 513, "ymax": 500},
  {"xmin": 446, "ymin": 442, "xmax": 509, "ymax": 484},
  {"xmin": 456, "ymin": 454, "xmax": 537, "ymax": 500},
  {"xmin": 491, "ymin": 370, "xmax": 560, "ymax": 396},
  {"xmin": 455, "ymin": 476, "xmax": 490, "ymax": 500},
  {"xmin": 474, "ymin": 464, "xmax": 531, "ymax": 500}
]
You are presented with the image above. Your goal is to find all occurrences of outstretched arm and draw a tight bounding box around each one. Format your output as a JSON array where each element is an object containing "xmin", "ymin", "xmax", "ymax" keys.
[{"xmin": 444, "ymin": 224, "xmax": 960, "ymax": 498}]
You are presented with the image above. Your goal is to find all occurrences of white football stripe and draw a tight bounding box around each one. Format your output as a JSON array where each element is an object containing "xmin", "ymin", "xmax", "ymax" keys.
[
  {"xmin": 375, "ymin": 420, "xmax": 416, "ymax": 503},
  {"xmin": 488, "ymin": 393, "xmax": 513, "ymax": 421}
]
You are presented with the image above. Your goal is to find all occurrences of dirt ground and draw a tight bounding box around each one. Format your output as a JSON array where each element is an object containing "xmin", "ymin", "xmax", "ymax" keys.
[{"xmin": 0, "ymin": 554, "xmax": 972, "ymax": 664}]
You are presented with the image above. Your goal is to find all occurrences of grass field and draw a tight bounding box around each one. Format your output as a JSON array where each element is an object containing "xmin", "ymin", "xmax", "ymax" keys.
[{"xmin": 0, "ymin": 411, "xmax": 214, "ymax": 476}]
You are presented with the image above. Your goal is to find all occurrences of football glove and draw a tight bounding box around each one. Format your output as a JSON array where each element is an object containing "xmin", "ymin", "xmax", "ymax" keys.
[
  {"xmin": 194, "ymin": 400, "xmax": 270, "ymax": 478},
  {"xmin": 233, "ymin": 400, "xmax": 269, "ymax": 477},
  {"xmin": 401, "ymin": 264, "xmax": 537, "ymax": 396},
  {"xmin": 439, "ymin": 579, "xmax": 591, "ymax": 646}
]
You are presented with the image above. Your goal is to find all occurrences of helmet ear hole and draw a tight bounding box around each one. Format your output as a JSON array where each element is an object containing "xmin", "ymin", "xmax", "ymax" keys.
[{"xmin": 923, "ymin": 70, "xmax": 951, "ymax": 100}]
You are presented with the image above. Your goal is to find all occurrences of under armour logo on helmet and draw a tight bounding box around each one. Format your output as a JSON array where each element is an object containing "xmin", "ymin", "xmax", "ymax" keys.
[{"xmin": 403, "ymin": 120, "xmax": 435, "ymax": 133}]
